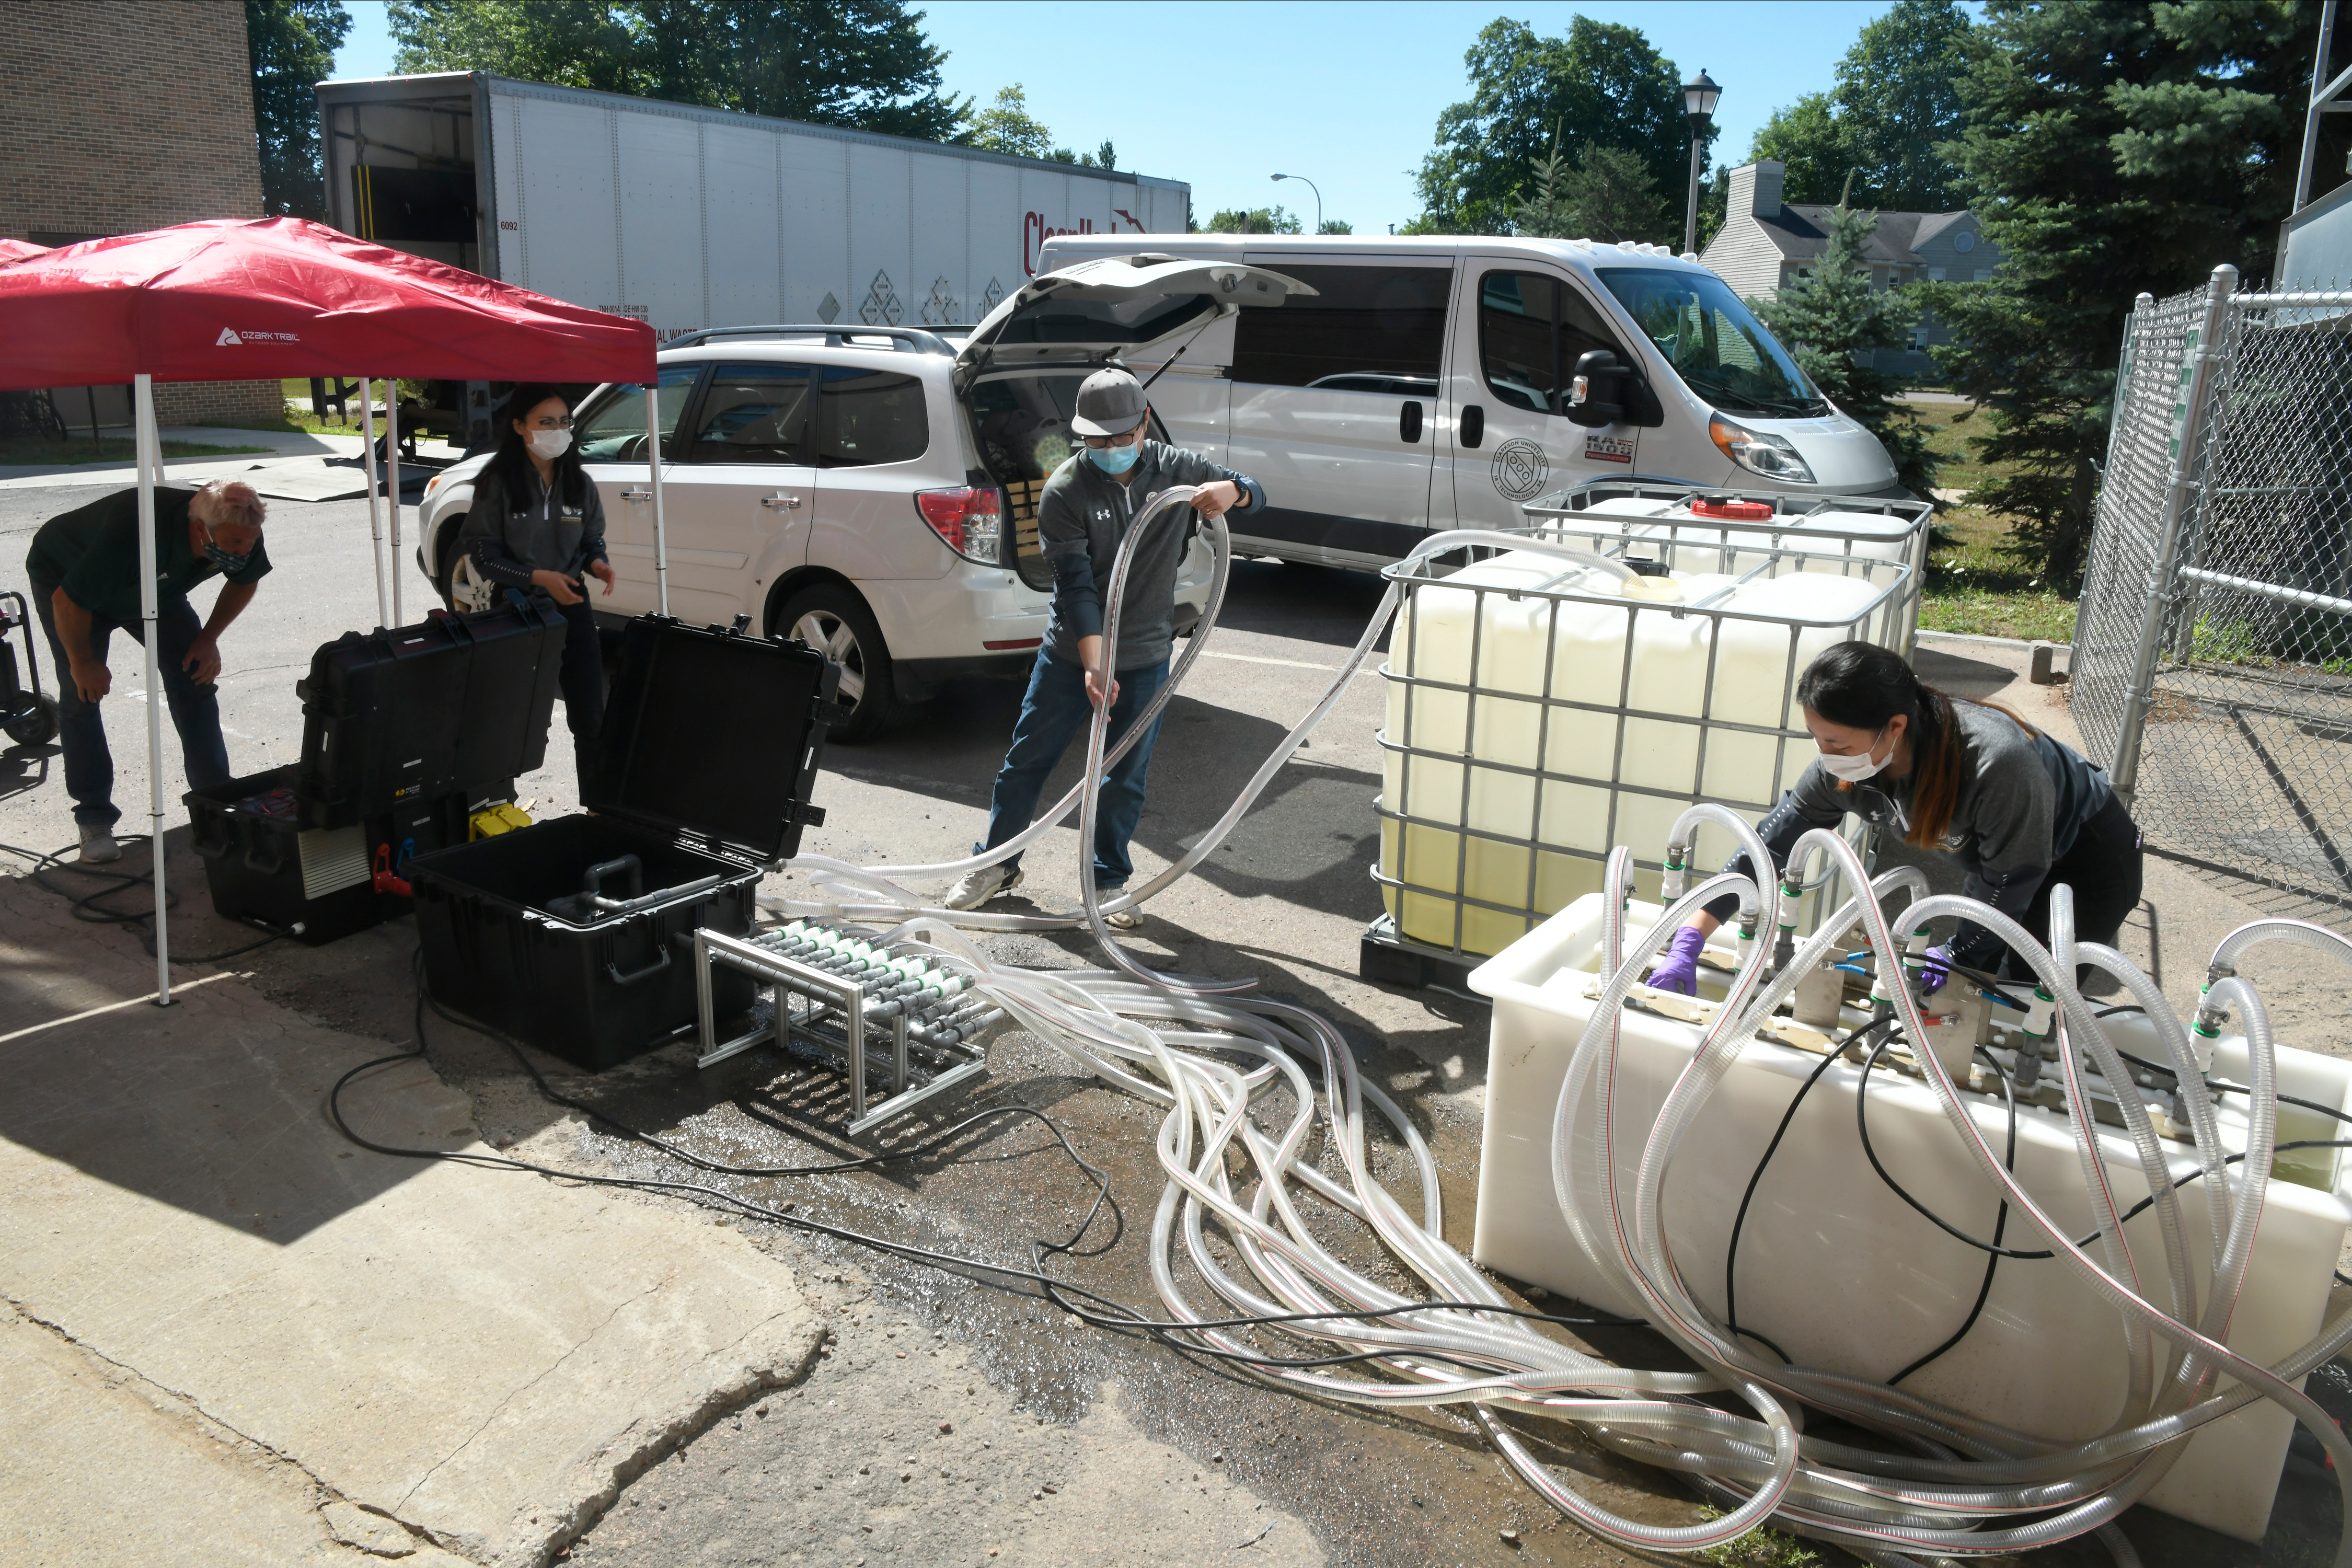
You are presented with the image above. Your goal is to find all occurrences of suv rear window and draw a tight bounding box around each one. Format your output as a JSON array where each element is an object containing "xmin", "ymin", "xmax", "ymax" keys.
[{"xmin": 818, "ymin": 366, "xmax": 927, "ymax": 467}]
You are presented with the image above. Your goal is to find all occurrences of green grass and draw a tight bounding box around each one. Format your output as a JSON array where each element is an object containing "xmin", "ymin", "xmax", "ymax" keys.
[
  {"xmin": 1901, "ymin": 399, "xmax": 2030, "ymax": 494},
  {"xmin": 0, "ymin": 435, "xmax": 270, "ymax": 465},
  {"xmin": 1918, "ymin": 506, "xmax": 2080, "ymax": 643},
  {"xmin": 1691, "ymin": 1511, "xmax": 1826, "ymax": 1567}
]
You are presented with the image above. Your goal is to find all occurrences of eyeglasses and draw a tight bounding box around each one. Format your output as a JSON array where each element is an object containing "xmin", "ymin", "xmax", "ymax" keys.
[
  {"xmin": 529, "ymin": 415, "xmax": 575, "ymax": 429},
  {"xmin": 1080, "ymin": 429, "xmax": 1141, "ymax": 449}
]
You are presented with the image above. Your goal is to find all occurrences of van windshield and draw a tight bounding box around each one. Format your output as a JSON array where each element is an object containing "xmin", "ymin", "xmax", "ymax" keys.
[{"xmin": 1593, "ymin": 268, "xmax": 1829, "ymax": 419}]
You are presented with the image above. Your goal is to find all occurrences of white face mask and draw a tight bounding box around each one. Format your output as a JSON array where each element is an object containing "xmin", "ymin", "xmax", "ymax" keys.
[
  {"xmin": 528, "ymin": 429, "xmax": 572, "ymax": 460},
  {"xmin": 1817, "ymin": 724, "xmax": 1890, "ymax": 782}
]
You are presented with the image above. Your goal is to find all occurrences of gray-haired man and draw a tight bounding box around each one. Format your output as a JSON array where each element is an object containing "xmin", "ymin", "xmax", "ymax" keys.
[
  {"xmin": 24, "ymin": 478, "xmax": 271, "ymax": 862},
  {"xmin": 947, "ymin": 368, "xmax": 1264, "ymax": 924}
]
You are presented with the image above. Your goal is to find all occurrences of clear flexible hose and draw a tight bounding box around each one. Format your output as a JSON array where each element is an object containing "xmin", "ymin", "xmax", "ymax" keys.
[{"xmin": 755, "ymin": 501, "xmax": 2352, "ymax": 1563}]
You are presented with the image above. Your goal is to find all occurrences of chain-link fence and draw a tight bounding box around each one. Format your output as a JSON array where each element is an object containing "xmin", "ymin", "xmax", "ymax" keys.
[{"xmin": 2077, "ymin": 269, "xmax": 2352, "ymax": 916}]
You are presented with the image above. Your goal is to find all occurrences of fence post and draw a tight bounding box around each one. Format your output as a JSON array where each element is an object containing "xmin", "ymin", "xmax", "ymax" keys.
[{"xmin": 2111, "ymin": 263, "xmax": 2238, "ymax": 810}]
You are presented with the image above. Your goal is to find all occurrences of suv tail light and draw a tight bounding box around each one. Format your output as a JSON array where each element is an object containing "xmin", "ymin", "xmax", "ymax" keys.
[{"xmin": 915, "ymin": 486, "xmax": 1004, "ymax": 564}]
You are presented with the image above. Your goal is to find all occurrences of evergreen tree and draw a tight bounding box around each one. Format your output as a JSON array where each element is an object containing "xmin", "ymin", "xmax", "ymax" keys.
[
  {"xmin": 247, "ymin": 0, "xmax": 353, "ymax": 219},
  {"xmin": 1755, "ymin": 201, "xmax": 1949, "ymax": 499},
  {"xmin": 1514, "ymin": 137, "xmax": 1675, "ymax": 246},
  {"xmin": 1921, "ymin": 0, "xmax": 2325, "ymax": 590},
  {"xmin": 1414, "ymin": 17, "xmax": 1697, "ymax": 233}
]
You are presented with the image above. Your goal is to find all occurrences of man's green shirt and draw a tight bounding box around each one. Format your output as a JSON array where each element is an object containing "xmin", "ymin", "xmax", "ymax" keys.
[{"xmin": 25, "ymin": 487, "xmax": 273, "ymax": 626}]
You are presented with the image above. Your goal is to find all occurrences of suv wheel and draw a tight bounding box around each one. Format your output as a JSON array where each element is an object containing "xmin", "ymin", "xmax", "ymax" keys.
[
  {"xmin": 778, "ymin": 585, "xmax": 894, "ymax": 742},
  {"xmin": 435, "ymin": 520, "xmax": 500, "ymax": 614}
]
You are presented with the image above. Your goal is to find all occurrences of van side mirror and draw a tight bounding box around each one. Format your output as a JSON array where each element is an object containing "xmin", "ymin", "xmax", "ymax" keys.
[{"xmin": 1566, "ymin": 350, "xmax": 1629, "ymax": 428}]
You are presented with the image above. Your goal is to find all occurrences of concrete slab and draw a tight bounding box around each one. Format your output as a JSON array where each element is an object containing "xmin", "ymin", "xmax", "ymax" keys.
[
  {"xmin": 0, "ymin": 873, "xmax": 823, "ymax": 1567},
  {"xmin": 2, "ymin": 1301, "xmax": 474, "ymax": 1566}
]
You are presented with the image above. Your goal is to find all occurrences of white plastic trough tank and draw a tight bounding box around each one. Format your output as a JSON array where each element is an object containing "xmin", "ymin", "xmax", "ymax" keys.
[
  {"xmin": 1374, "ymin": 500, "xmax": 1922, "ymax": 961},
  {"xmin": 1466, "ymin": 892, "xmax": 2352, "ymax": 1543}
]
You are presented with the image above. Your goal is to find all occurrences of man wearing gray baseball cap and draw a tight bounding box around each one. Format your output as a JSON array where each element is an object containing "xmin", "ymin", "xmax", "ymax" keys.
[{"xmin": 947, "ymin": 366, "xmax": 1264, "ymax": 925}]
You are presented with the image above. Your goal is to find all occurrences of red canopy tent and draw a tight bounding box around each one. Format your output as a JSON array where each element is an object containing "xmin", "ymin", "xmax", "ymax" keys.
[
  {"xmin": 0, "ymin": 239, "xmax": 52, "ymax": 263},
  {"xmin": 0, "ymin": 218, "xmax": 660, "ymax": 1001}
]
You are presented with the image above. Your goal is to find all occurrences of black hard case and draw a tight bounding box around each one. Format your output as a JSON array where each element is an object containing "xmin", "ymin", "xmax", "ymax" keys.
[
  {"xmin": 296, "ymin": 599, "xmax": 566, "ymax": 829},
  {"xmin": 408, "ymin": 616, "xmax": 837, "ymax": 1071},
  {"xmin": 186, "ymin": 765, "xmax": 475, "ymax": 944}
]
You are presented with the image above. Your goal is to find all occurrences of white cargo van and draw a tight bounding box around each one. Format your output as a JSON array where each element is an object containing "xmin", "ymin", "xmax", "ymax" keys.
[{"xmin": 1025, "ymin": 234, "xmax": 1903, "ymax": 569}]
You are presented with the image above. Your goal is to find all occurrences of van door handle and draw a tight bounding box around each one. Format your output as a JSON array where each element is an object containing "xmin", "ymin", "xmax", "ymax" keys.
[
  {"xmin": 760, "ymin": 494, "xmax": 802, "ymax": 510},
  {"xmin": 1400, "ymin": 401, "xmax": 1423, "ymax": 444},
  {"xmin": 621, "ymin": 488, "xmax": 652, "ymax": 501},
  {"xmin": 1459, "ymin": 404, "xmax": 1484, "ymax": 450}
]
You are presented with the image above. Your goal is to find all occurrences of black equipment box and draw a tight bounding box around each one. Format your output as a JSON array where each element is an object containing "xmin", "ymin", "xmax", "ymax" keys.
[
  {"xmin": 296, "ymin": 598, "xmax": 566, "ymax": 829},
  {"xmin": 187, "ymin": 765, "xmax": 483, "ymax": 944},
  {"xmin": 408, "ymin": 615, "xmax": 838, "ymax": 1071}
]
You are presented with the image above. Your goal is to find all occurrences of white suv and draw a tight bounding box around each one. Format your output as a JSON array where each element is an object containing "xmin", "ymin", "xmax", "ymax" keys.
[{"xmin": 414, "ymin": 259, "xmax": 1306, "ymax": 740}]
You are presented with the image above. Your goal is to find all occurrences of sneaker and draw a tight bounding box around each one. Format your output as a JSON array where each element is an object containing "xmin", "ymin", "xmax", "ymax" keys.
[
  {"xmin": 78, "ymin": 823, "xmax": 121, "ymax": 864},
  {"xmin": 944, "ymin": 862, "xmax": 1023, "ymax": 910},
  {"xmin": 1100, "ymin": 903, "xmax": 1142, "ymax": 931}
]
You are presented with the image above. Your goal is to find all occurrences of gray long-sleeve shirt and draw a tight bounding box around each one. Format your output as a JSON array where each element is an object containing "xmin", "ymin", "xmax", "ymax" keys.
[
  {"xmin": 1705, "ymin": 700, "xmax": 2115, "ymax": 969},
  {"xmin": 460, "ymin": 462, "xmax": 608, "ymax": 591},
  {"xmin": 1036, "ymin": 440, "xmax": 1264, "ymax": 672}
]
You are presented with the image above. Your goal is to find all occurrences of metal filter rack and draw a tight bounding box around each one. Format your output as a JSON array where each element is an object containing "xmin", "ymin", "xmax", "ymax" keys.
[
  {"xmin": 1364, "ymin": 484, "xmax": 1930, "ymax": 990},
  {"xmin": 693, "ymin": 924, "xmax": 999, "ymax": 1135}
]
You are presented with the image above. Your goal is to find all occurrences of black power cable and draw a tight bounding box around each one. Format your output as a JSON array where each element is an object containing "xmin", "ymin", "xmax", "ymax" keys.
[
  {"xmin": 1723, "ymin": 1017, "xmax": 1898, "ymax": 1366},
  {"xmin": 1888, "ymin": 1043, "xmax": 2018, "ymax": 1386},
  {"xmin": 1, "ymin": 835, "xmax": 287, "ymax": 963},
  {"xmin": 329, "ymin": 956, "xmax": 1642, "ymax": 1381}
]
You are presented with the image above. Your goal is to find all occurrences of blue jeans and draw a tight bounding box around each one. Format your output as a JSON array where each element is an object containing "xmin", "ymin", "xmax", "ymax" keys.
[
  {"xmin": 978, "ymin": 650, "xmax": 1168, "ymax": 889},
  {"xmin": 29, "ymin": 577, "xmax": 231, "ymax": 827}
]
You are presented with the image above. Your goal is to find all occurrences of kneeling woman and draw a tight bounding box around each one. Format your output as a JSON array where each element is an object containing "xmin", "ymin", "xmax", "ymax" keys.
[
  {"xmin": 458, "ymin": 384, "xmax": 616, "ymax": 788},
  {"xmin": 1649, "ymin": 640, "xmax": 2142, "ymax": 996}
]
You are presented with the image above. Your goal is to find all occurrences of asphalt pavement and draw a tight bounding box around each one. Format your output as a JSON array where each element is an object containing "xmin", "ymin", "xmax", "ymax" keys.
[{"xmin": 4, "ymin": 477, "xmax": 2352, "ymax": 1567}]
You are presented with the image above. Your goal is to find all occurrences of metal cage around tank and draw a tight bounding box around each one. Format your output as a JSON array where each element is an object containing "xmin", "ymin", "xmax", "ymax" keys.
[{"xmin": 1364, "ymin": 484, "xmax": 1930, "ymax": 985}]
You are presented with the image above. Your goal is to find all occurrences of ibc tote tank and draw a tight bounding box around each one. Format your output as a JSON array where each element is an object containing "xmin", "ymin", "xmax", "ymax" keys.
[{"xmin": 1376, "ymin": 526, "xmax": 1917, "ymax": 960}]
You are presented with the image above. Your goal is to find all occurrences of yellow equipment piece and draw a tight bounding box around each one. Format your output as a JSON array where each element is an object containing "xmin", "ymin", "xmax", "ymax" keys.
[{"xmin": 468, "ymin": 802, "xmax": 535, "ymax": 840}]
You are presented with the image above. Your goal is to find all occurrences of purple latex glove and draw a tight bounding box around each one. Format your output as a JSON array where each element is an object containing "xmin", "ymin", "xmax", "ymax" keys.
[
  {"xmin": 1918, "ymin": 944, "xmax": 1951, "ymax": 996},
  {"xmin": 1649, "ymin": 926, "xmax": 1710, "ymax": 996}
]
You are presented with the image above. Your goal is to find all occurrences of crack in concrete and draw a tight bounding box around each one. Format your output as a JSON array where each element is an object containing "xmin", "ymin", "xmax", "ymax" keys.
[
  {"xmin": 3, "ymin": 1292, "xmax": 451, "ymax": 1560},
  {"xmin": 392, "ymin": 1266, "xmax": 679, "ymax": 1517}
]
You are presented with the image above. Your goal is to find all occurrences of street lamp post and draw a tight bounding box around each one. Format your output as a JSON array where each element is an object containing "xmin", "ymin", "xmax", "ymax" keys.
[
  {"xmin": 1271, "ymin": 172, "xmax": 1322, "ymax": 235},
  {"xmin": 1682, "ymin": 70, "xmax": 1722, "ymax": 258}
]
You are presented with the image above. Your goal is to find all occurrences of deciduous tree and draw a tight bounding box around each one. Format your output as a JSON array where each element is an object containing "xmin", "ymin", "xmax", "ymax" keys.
[
  {"xmin": 1414, "ymin": 17, "xmax": 1695, "ymax": 234},
  {"xmin": 247, "ymin": 0, "xmax": 352, "ymax": 219},
  {"xmin": 1750, "ymin": 0, "xmax": 1973, "ymax": 210},
  {"xmin": 388, "ymin": 0, "xmax": 967, "ymax": 142}
]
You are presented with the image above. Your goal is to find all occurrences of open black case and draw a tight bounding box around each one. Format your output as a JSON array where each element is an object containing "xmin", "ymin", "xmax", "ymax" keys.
[
  {"xmin": 408, "ymin": 615, "xmax": 838, "ymax": 1070},
  {"xmin": 185, "ymin": 598, "xmax": 565, "ymax": 944}
]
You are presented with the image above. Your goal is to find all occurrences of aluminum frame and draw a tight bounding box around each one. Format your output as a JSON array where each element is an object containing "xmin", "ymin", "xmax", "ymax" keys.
[{"xmin": 691, "ymin": 929, "xmax": 989, "ymax": 1136}]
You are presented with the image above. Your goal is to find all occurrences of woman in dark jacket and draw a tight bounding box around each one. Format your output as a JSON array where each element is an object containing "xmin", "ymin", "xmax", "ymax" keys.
[
  {"xmin": 1648, "ymin": 640, "xmax": 2142, "ymax": 995},
  {"xmin": 457, "ymin": 384, "xmax": 614, "ymax": 788}
]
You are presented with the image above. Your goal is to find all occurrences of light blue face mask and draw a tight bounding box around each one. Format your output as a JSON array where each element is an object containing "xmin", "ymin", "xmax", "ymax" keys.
[{"xmin": 1088, "ymin": 440, "xmax": 1140, "ymax": 476}]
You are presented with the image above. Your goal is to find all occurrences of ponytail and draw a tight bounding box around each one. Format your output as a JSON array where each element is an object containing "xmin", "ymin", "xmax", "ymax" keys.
[{"xmin": 1796, "ymin": 641, "xmax": 2037, "ymax": 850}]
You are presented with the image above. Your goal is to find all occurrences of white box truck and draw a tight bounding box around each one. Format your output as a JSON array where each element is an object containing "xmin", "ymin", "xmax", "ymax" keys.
[{"xmin": 313, "ymin": 71, "xmax": 1190, "ymax": 440}]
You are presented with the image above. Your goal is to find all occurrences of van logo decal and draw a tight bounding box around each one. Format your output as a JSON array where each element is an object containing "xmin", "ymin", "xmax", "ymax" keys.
[
  {"xmin": 1491, "ymin": 439, "xmax": 1549, "ymax": 502},
  {"xmin": 1585, "ymin": 432, "xmax": 1636, "ymax": 466}
]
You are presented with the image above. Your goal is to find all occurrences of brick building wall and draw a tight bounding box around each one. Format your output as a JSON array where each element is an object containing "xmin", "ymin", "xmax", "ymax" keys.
[{"xmin": 1, "ymin": 1, "xmax": 283, "ymax": 426}]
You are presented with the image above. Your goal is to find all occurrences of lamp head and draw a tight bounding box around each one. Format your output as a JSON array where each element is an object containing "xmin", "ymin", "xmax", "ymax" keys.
[{"xmin": 1684, "ymin": 70, "xmax": 1722, "ymax": 128}]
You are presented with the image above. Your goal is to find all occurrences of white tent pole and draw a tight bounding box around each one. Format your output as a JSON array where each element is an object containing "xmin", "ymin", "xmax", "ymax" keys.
[
  {"xmin": 386, "ymin": 382, "xmax": 403, "ymax": 625},
  {"xmin": 360, "ymin": 377, "xmax": 388, "ymax": 628},
  {"xmin": 648, "ymin": 379, "xmax": 669, "ymax": 616},
  {"xmin": 135, "ymin": 374, "xmax": 170, "ymax": 1005}
]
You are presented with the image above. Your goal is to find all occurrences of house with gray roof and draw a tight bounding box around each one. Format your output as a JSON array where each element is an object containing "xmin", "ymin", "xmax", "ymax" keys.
[{"xmin": 1700, "ymin": 159, "xmax": 2002, "ymax": 377}]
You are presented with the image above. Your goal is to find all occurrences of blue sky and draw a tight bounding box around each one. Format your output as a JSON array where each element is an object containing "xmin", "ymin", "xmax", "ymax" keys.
[{"xmin": 331, "ymin": 1, "xmax": 1899, "ymax": 233}]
